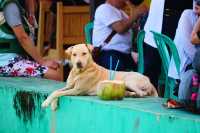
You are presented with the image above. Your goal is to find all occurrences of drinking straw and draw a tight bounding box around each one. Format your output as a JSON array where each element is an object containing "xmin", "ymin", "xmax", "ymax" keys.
[
  {"xmin": 109, "ymin": 56, "xmax": 113, "ymax": 80},
  {"xmin": 112, "ymin": 59, "xmax": 119, "ymax": 80}
]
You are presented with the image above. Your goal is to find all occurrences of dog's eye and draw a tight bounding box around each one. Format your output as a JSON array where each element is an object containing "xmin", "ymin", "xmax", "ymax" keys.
[
  {"xmin": 82, "ymin": 52, "xmax": 87, "ymax": 56},
  {"xmin": 72, "ymin": 53, "xmax": 77, "ymax": 56}
]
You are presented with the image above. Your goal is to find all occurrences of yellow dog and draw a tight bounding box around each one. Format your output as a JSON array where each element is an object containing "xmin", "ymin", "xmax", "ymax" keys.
[{"xmin": 42, "ymin": 44, "xmax": 158, "ymax": 110}]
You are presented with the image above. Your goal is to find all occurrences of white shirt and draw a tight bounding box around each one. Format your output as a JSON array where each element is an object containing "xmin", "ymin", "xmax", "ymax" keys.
[
  {"xmin": 92, "ymin": 3, "xmax": 132, "ymax": 54},
  {"xmin": 168, "ymin": 9, "xmax": 198, "ymax": 79},
  {"xmin": 144, "ymin": 0, "xmax": 165, "ymax": 48}
]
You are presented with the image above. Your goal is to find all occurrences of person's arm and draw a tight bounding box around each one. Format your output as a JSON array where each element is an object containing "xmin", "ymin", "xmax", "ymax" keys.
[
  {"xmin": 12, "ymin": 25, "xmax": 59, "ymax": 69},
  {"xmin": 111, "ymin": 1, "xmax": 148, "ymax": 34},
  {"xmin": 12, "ymin": 25, "xmax": 43, "ymax": 63},
  {"xmin": 191, "ymin": 17, "xmax": 200, "ymax": 44},
  {"xmin": 4, "ymin": 3, "xmax": 58, "ymax": 69}
]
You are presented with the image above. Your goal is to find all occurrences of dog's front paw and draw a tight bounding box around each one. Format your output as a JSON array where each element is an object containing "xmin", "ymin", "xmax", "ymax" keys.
[
  {"xmin": 125, "ymin": 91, "xmax": 137, "ymax": 97},
  {"xmin": 137, "ymin": 90, "xmax": 148, "ymax": 97},
  {"xmin": 41, "ymin": 99, "xmax": 50, "ymax": 108},
  {"xmin": 51, "ymin": 98, "xmax": 58, "ymax": 111}
]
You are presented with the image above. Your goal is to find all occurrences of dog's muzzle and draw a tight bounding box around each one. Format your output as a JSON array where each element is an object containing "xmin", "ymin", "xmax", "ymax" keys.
[{"xmin": 76, "ymin": 62, "xmax": 83, "ymax": 68}]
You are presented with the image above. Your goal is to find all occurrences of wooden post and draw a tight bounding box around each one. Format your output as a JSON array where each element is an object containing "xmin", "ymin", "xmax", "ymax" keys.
[{"xmin": 56, "ymin": 2, "xmax": 64, "ymax": 80}]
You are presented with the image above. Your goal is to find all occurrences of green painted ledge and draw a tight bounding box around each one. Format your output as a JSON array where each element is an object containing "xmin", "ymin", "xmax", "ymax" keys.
[{"xmin": 0, "ymin": 77, "xmax": 200, "ymax": 133}]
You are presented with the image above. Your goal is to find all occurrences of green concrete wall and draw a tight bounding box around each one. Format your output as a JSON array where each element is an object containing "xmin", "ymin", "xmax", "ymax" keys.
[{"xmin": 0, "ymin": 77, "xmax": 200, "ymax": 133}]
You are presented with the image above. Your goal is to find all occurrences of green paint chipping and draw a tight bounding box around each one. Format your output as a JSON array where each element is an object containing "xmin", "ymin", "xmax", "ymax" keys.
[{"xmin": 0, "ymin": 77, "xmax": 200, "ymax": 133}]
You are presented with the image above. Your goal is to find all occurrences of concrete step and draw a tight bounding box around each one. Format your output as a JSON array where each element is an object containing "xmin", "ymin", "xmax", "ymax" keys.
[{"xmin": 0, "ymin": 77, "xmax": 199, "ymax": 133}]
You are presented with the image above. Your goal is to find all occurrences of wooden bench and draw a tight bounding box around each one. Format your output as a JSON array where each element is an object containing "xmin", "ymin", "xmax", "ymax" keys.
[{"xmin": 0, "ymin": 77, "xmax": 200, "ymax": 133}]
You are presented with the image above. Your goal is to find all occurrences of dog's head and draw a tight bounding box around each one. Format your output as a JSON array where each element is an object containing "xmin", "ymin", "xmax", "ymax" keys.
[{"xmin": 65, "ymin": 44, "xmax": 94, "ymax": 72}]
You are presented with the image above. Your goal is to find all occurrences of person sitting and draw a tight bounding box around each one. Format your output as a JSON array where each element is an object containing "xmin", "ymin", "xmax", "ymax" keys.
[
  {"xmin": 167, "ymin": 0, "xmax": 200, "ymax": 97},
  {"xmin": 168, "ymin": 0, "xmax": 200, "ymax": 80},
  {"xmin": 177, "ymin": 0, "xmax": 200, "ymax": 113},
  {"xmin": 92, "ymin": 0, "xmax": 147, "ymax": 71},
  {"xmin": 0, "ymin": 0, "xmax": 61, "ymax": 81}
]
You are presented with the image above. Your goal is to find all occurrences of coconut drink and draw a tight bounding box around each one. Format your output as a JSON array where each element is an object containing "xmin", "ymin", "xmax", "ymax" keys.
[{"xmin": 97, "ymin": 80, "xmax": 126, "ymax": 100}]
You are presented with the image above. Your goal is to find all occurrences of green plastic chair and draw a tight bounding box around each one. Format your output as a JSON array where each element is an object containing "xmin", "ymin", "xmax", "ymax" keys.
[
  {"xmin": 84, "ymin": 22, "xmax": 94, "ymax": 44},
  {"xmin": 151, "ymin": 31, "xmax": 180, "ymax": 99},
  {"xmin": 136, "ymin": 30, "xmax": 145, "ymax": 74},
  {"xmin": 0, "ymin": 39, "xmax": 25, "ymax": 54},
  {"xmin": 0, "ymin": 30, "xmax": 25, "ymax": 54},
  {"xmin": 136, "ymin": 30, "xmax": 166, "ymax": 95}
]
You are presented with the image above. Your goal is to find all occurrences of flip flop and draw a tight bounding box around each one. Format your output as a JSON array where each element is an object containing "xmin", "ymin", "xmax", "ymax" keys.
[{"xmin": 162, "ymin": 98, "xmax": 184, "ymax": 109}]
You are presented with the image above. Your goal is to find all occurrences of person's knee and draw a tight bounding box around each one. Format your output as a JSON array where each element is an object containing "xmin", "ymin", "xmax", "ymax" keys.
[{"xmin": 178, "ymin": 70, "xmax": 195, "ymax": 100}]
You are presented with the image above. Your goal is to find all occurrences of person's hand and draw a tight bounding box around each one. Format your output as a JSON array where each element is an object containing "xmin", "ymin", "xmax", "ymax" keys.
[
  {"xmin": 28, "ymin": 14, "xmax": 38, "ymax": 28},
  {"xmin": 28, "ymin": 14, "xmax": 35, "ymax": 26},
  {"xmin": 41, "ymin": 59, "xmax": 59, "ymax": 70},
  {"xmin": 126, "ymin": 0, "xmax": 148, "ymax": 19}
]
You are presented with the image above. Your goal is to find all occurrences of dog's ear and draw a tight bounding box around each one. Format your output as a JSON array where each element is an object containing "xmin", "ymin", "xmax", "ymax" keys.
[
  {"xmin": 65, "ymin": 46, "xmax": 73, "ymax": 59},
  {"xmin": 85, "ymin": 44, "xmax": 94, "ymax": 53}
]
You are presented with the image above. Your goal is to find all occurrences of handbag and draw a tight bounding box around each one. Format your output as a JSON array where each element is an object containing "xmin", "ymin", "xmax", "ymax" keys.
[{"xmin": 92, "ymin": 30, "xmax": 116, "ymax": 63}]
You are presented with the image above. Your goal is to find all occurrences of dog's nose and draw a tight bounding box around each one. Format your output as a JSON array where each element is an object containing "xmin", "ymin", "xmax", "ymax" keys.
[{"xmin": 76, "ymin": 62, "xmax": 82, "ymax": 68}]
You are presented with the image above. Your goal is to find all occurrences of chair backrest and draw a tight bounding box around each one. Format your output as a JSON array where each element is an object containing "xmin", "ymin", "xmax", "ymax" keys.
[
  {"xmin": 0, "ymin": 25, "xmax": 25, "ymax": 54},
  {"xmin": 84, "ymin": 22, "xmax": 94, "ymax": 44},
  {"xmin": 0, "ymin": 39, "xmax": 25, "ymax": 54},
  {"xmin": 57, "ymin": 2, "xmax": 90, "ymax": 80},
  {"xmin": 56, "ymin": 2, "xmax": 90, "ymax": 59},
  {"xmin": 150, "ymin": 31, "xmax": 180, "ymax": 75},
  {"xmin": 136, "ymin": 30, "xmax": 145, "ymax": 74},
  {"xmin": 151, "ymin": 31, "xmax": 180, "ymax": 98}
]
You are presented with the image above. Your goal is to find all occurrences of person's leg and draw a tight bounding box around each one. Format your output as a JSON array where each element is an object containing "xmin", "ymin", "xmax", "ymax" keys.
[
  {"xmin": 0, "ymin": 56, "xmax": 62, "ymax": 81},
  {"xmin": 98, "ymin": 50, "xmax": 125, "ymax": 71},
  {"xmin": 178, "ymin": 69, "xmax": 194, "ymax": 102},
  {"xmin": 98, "ymin": 50, "xmax": 136, "ymax": 71},
  {"xmin": 143, "ymin": 42, "xmax": 161, "ymax": 89},
  {"xmin": 122, "ymin": 53, "xmax": 137, "ymax": 71}
]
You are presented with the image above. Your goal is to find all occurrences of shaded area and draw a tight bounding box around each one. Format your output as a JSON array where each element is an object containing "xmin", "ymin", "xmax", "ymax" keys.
[
  {"xmin": 0, "ymin": 77, "xmax": 64, "ymax": 133},
  {"xmin": 13, "ymin": 91, "xmax": 46, "ymax": 124}
]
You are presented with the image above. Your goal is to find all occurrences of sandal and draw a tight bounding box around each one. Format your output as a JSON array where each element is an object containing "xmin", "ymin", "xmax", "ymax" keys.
[{"xmin": 163, "ymin": 98, "xmax": 184, "ymax": 109}]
